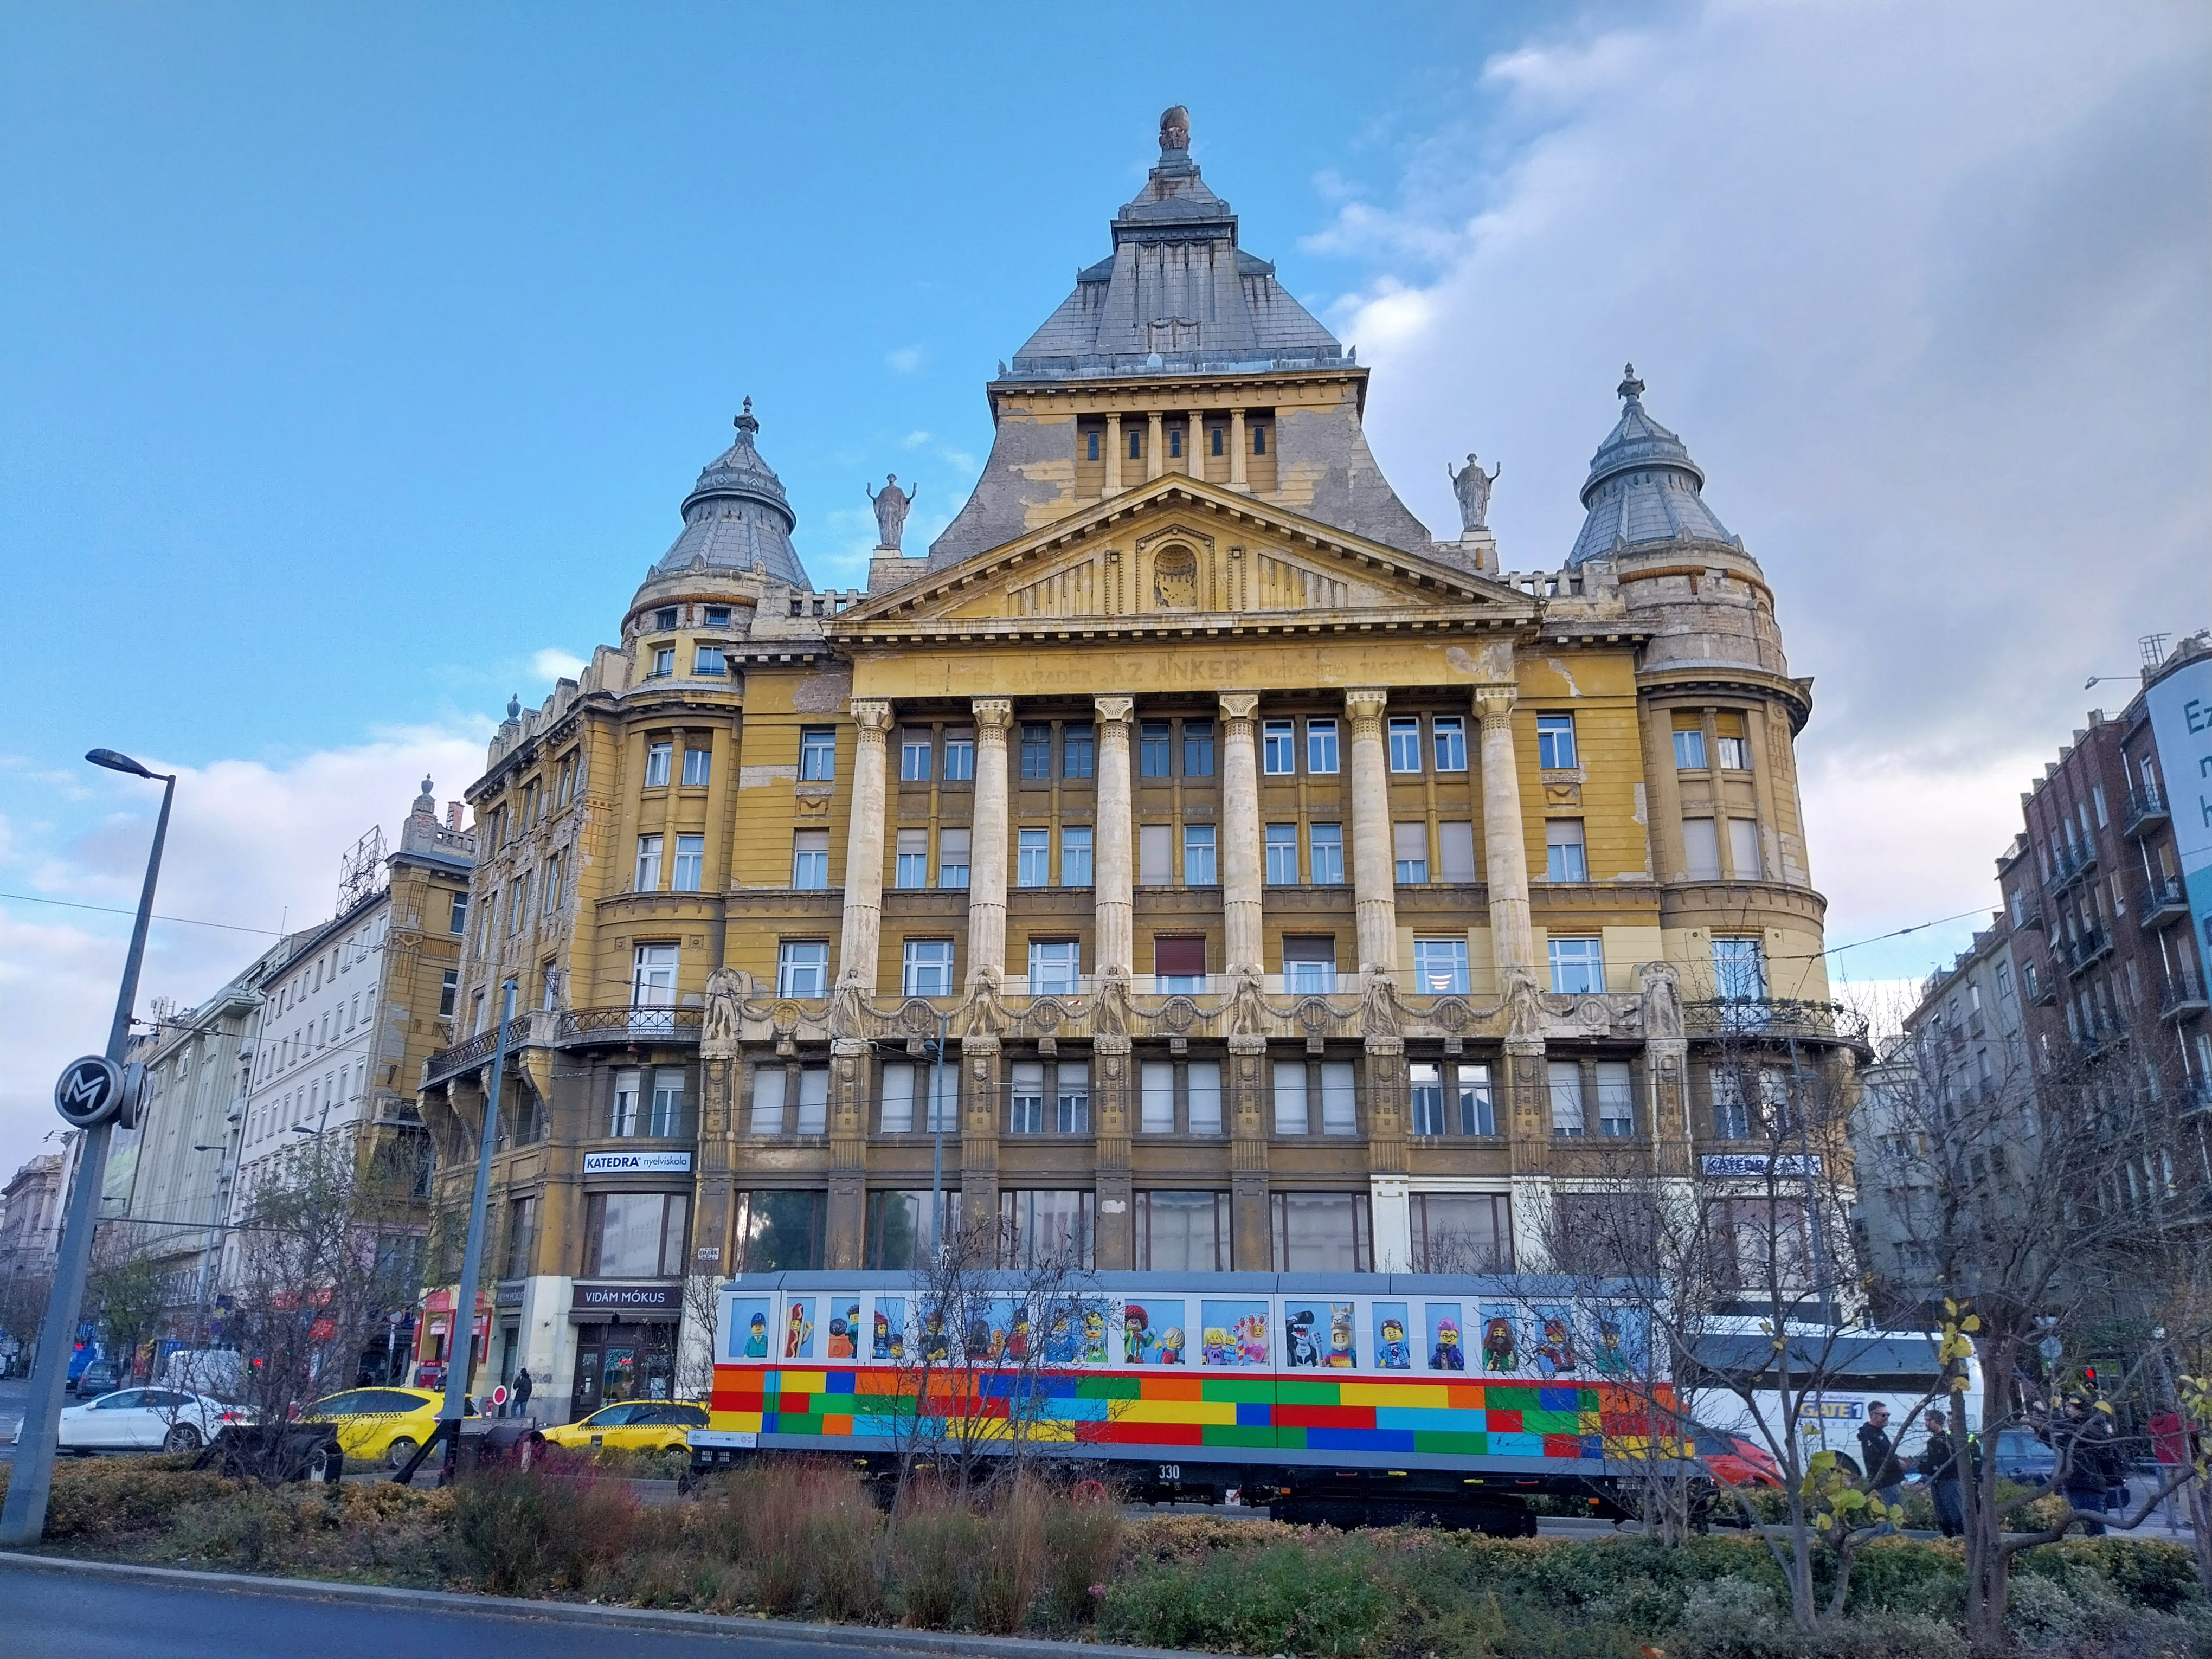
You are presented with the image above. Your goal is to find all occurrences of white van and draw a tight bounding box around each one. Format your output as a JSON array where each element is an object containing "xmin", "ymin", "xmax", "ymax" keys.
[
  {"xmin": 157, "ymin": 1347, "xmax": 244, "ymax": 1402},
  {"xmin": 1688, "ymin": 1322, "xmax": 1983, "ymax": 1478}
]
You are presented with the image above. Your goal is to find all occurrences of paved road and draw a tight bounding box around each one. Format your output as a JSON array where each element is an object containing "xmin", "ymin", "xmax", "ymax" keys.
[{"xmin": 0, "ymin": 1562, "xmax": 959, "ymax": 1658}]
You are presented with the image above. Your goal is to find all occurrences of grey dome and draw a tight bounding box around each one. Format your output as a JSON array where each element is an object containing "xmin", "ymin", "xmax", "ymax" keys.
[
  {"xmin": 655, "ymin": 400, "xmax": 813, "ymax": 590},
  {"xmin": 1567, "ymin": 365, "xmax": 1734, "ymax": 567}
]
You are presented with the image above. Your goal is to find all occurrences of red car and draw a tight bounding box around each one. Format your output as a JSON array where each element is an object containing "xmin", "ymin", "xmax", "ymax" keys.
[{"xmin": 1691, "ymin": 1423, "xmax": 1783, "ymax": 1487}]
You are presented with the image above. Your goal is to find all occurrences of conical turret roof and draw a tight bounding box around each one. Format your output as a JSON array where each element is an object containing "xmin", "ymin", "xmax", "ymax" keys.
[
  {"xmin": 1567, "ymin": 365, "xmax": 1734, "ymax": 566},
  {"xmin": 654, "ymin": 400, "xmax": 813, "ymax": 589}
]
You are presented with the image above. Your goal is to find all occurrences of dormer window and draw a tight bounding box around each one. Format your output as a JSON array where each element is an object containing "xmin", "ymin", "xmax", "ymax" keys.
[
  {"xmin": 655, "ymin": 607, "xmax": 678, "ymax": 629},
  {"xmin": 704, "ymin": 606, "xmax": 730, "ymax": 626}
]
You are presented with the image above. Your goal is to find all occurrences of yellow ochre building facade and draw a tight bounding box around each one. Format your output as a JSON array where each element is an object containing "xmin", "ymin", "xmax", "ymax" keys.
[{"xmin": 420, "ymin": 112, "xmax": 1844, "ymax": 1421}]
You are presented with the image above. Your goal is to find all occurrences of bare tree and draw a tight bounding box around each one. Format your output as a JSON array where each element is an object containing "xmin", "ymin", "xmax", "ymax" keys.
[
  {"xmin": 1859, "ymin": 1013, "xmax": 2212, "ymax": 1652},
  {"xmin": 83, "ymin": 1227, "xmax": 171, "ymax": 1384}
]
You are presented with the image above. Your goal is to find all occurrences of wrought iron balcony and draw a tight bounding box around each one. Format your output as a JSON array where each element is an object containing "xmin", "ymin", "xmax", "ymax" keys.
[
  {"xmin": 2059, "ymin": 928, "xmax": 2112, "ymax": 976},
  {"xmin": 2048, "ymin": 842, "xmax": 2098, "ymax": 895},
  {"xmin": 555, "ymin": 1005, "xmax": 705, "ymax": 1046},
  {"xmin": 2140, "ymin": 876, "xmax": 2190, "ymax": 929},
  {"xmin": 2158, "ymin": 972, "xmax": 2210, "ymax": 1023},
  {"xmin": 422, "ymin": 1015, "xmax": 535, "ymax": 1088},
  {"xmin": 2122, "ymin": 783, "xmax": 2169, "ymax": 838},
  {"xmin": 1682, "ymin": 997, "xmax": 1870, "ymax": 1044}
]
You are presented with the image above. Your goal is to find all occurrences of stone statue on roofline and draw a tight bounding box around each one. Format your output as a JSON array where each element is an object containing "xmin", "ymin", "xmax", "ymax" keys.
[
  {"xmin": 1449, "ymin": 453, "xmax": 1501, "ymax": 535},
  {"xmin": 867, "ymin": 474, "xmax": 917, "ymax": 551},
  {"xmin": 1160, "ymin": 105, "xmax": 1190, "ymax": 153}
]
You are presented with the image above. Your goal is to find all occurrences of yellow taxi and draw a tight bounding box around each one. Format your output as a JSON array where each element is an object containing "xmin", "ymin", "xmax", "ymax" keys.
[
  {"xmin": 300, "ymin": 1385, "xmax": 470, "ymax": 1469},
  {"xmin": 537, "ymin": 1399, "xmax": 706, "ymax": 1455}
]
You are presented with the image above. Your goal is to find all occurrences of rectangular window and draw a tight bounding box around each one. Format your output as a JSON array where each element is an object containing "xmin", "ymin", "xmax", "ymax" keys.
[
  {"xmin": 1596, "ymin": 1060, "xmax": 1635, "ymax": 1137},
  {"xmin": 663, "ymin": 834, "xmax": 702, "ymax": 892},
  {"xmin": 1412, "ymin": 937, "xmax": 1469, "ymax": 994},
  {"xmin": 1028, "ymin": 939, "xmax": 1081, "ymax": 995},
  {"xmin": 900, "ymin": 730, "xmax": 933, "ymax": 782},
  {"xmin": 1283, "ymin": 934, "xmax": 1337, "ymax": 993},
  {"xmin": 1394, "ymin": 821, "xmax": 1429, "ymax": 883},
  {"xmin": 1437, "ymin": 821, "xmax": 1477, "ymax": 883},
  {"xmin": 681, "ymin": 746, "xmax": 711, "ymax": 787},
  {"xmin": 798, "ymin": 728, "xmax": 835, "ymax": 781},
  {"xmin": 648, "ymin": 1067, "xmax": 686, "ymax": 1137},
  {"xmin": 1728, "ymin": 818, "xmax": 1763, "ymax": 879},
  {"xmin": 1253, "ymin": 424, "xmax": 1268, "ymax": 455},
  {"xmin": 1270, "ymin": 1192, "xmax": 1371, "ymax": 1272},
  {"xmin": 1320, "ymin": 1060, "xmax": 1358, "ymax": 1135},
  {"xmin": 1134, "ymin": 1190, "xmax": 1229, "ymax": 1272},
  {"xmin": 1057, "ymin": 1062, "xmax": 1090, "ymax": 1134},
  {"xmin": 776, "ymin": 941, "xmax": 828, "ymax": 998},
  {"xmin": 896, "ymin": 828, "xmax": 928, "ymax": 889},
  {"xmin": 543, "ymin": 853, "xmax": 562, "ymax": 913},
  {"xmin": 1168, "ymin": 427, "xmax": 1182, "ymax": 458},
  {"xmin": 503, "ymin": 1195, "xmax": 538, "ymax": 1279},
  {"xmin": 879, "ymin": 1062, "xmax": 916, "ymax": 1134},
  {"xmin": 938, "ymin": 827, "xmax": 970, "ymax": 888},
  {"xmin": 1673, "ymin": 725, "xmax": 1708, "ymax": 770},
  {"xmin": 748, "ymin": 1066, "xmax": 786, "ymax": 1135},
  {"xmin": 1272, "ymin": 1060, "xmax": 1310, "ymax": 1134},
  {"xmin": 694, "ymin": 646, "xmax": 725, "ymax": 678},
  {"xmin": 1410, "ymin": 1062, "xmax": 1445, "ymax": 1135},
  {"xmin": 1536, "ymin": 714, "xmax": 1578, "ymax": 770},
  {"xmin": 902, "ymin": 937, "xmax": 955, "ymax": 997},
  {"xmin": 1128, "ymin": 429, "xmax": 1142, "ymax": 459},
  {"xmin": 508, "ymin": 874, "xmax": 526, "ymax": 933},
  {"xmin": 703, "ymin": 606, "xmax": 729, "ymax": 626},
  {"xmin": 795, "ymin": 1067, "xmax": 829, "ymax": 1135},
  {"xmin": 1019, "ymin": 724, "xmax": 1052, "ymax": 780},
  {"xmin": 1713, "ymin": 937, "xmax": 1768, "ymax": 1001},
  {"xmin": 1715, "ymin": 711, "xmax": 1750, "ymax": 771},
  {"xmin": 1265, "ymin": 822, "xmax": 1298, "ymax": 885},
  {"xmin": 1009, "ymin": 1061, "xmax": 1044, "ymax": 1135},
  {"xmin": 635, "ymin": 834, "xmax": 663, "ymax": 891},
  {"xmin": 942, "ymin": 729, "xmax": 975, "ymax": 781},
  {"xmin": 1433, "ymin": 716, "xmax": 1467, "ymax": 773},
  {"xmin": 1306, "ymin": 718, "xmax": 1340, "ymax": 774},
  {"xmin": 1154, "ymin": 935, "xmax": 1206, "ymax": 991},
  {"xmin": 733, "ymin": 1189, "xmax": 826, "ymax": 1272},
  {"xmin": 1388, "ymin": 716, "xmax": 1422, "ymax": 773},
  {"xmin": 645, "ymin": 742, "xmax": 673, "ymax": 787},
  {"xmin": 1188, "ymin": 1060, "xmax": 1223, "ymax": 1134},
  {"xmin": 652, "ymin": 647, "xmax": 675, "ymax": 678},
  {"xmin": 1712, "ymin": 1068, "xmax": 1751, "ymax": 1140},
  {"xmin": 864, "ymin": 1188, "xmax": 959, "ymax": 1270},
  {"xmin": 1411, "ymin": 1193, "xmax": 1510, "ymax": 1272},
  {"xmin": 1546, "ymin": 819, "xmax": 1588, "ymax": 882},
  {"xmin": 438, "ymin": 969, "xmax": 459, "ymax": 1018},
  {"xmin": 1548, "ymin": 936, "xmax": 1605, "ymax": 994},
  {"xmin": 1139, "ymin": 721, "xmax": 1172, "ymax": 777},
  {"xmin": 631, "ymin": 943, "xmax": 678, "ymax": 1014},
  {"xmin": 1456, "ymin": 1063, "xmax": 1495, "ymax": 1135},
  {"xmin": 791, "ymin": 830, "xmax": 829, "ymax": 889},
  {"xmin": 1060, "ymin": 825, "xmax": 1094, "ymax": 886},
  {"xmin": 1309, "ymin": 823, "xmax": 1345, "ymax": 885},
  {"xmin": 583, "ymin": 1191, "xmax": 688, "ymax": 1278},
  {"xmin": 1683, "ymin": 817, "xmax": 1721, "ymax": 880},
  {"xmin": 1063, "ymin": 724, "xmax": 1094, "ymax": 779},
  {"xmin": 1182, "ymin": 719, "xmax": 1215, "ymax": 776},
  {"xmin": 1139, "ymin": 824, "xmax": 1173, "ymax": 884},
  {"xmin": 1183, "ymin": 823, "xmax": 1218, "ymax": 885},
  {"xmin": 999, "ymin": 1189, "xmax": 1094, "ymax": 1269},
  {"xmin": 1262, "ymin": 719, "xmax": 1296, "ymax": 774},
  {"xmin": 1086, "ymin": 429, "xmax": 1101, "ymax": 462},
  {"xmin": 1141, "ymin": 1061, "xmax": 1176, "ymax": 1133},
  {"xmin": 448, "ymin": 892, "xmax": 469, "ymax": 935},
  {"xmin": 1017, "ymin": 828, "xmax": 1051, "ymax": 887},
  {"xmin": 1548, "ymin": 1060, "xmax": 1586, "ymax": 1137}
]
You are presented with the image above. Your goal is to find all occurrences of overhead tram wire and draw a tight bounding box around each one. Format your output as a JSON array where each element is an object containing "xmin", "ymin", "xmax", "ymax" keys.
[{"xmin": 0, "ymin": 889, "xmax": 287, "ymax": 936}]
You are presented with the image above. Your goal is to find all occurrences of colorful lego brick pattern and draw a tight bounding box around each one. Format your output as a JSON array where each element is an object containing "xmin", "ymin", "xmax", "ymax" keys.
[{"xmin": 709, "ymin": 1363, "xmax": 1666, "ymax": 1461}]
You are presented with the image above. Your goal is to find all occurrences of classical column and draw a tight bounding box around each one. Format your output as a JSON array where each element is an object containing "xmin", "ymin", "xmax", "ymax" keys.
[
  {"xmin": 1094, "ymin": 697, "xmax": 1135, "ymax": 976},
  {"xmin": 1345, "ymin": 688, "xmax": 1397, "ymax": 979},
  {"xmin": 1218, "ymin": 692, "xmax": 1264, "ymax": 976},
  {"xmin": 966, "ymin": 698, "xmax": 1014, "ymax": 986},
  {"xmin": 1104, "ymin": 413, "xmax": 1123, "ymax": 495},
  {"xmin": 1476, "ymin": 685, "xmax": 1534, "ymax": 976},
  {"xmin": 1146, "ymin": 411, "xmax": 1164, "ymax": 482},
  {"xmin": 1229, "ymin": 408, "xmax": 1249, "ymax": 489},
  {"xmin": 837, "ymin": 700, "xmax": 893, "ymax": 993}
]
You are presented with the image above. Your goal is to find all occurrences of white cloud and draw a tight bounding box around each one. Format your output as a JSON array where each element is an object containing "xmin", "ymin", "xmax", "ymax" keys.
[
  {"xmin": 0, "ymin": 725, "xmax": 488, "ymax": 1186},
  {"xmin": 901, "ymin": 430, "xmax": 931, "ymax": 449},
  {"xmin": 530, "ymin": 647, "xmax": 587, "ymax": 683},
  {"xmin": 1323, "ymin": 0, "xmax": 2209, "ymax": 962},
  {"xmin": 885, "ymin": 346, "xmax": 925, "ymax": 375}
]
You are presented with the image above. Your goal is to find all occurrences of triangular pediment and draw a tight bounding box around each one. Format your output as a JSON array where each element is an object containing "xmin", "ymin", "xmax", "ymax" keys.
[{"xmin": 834, "ymin": 476, "xmax": 1538, "ymax": 640}]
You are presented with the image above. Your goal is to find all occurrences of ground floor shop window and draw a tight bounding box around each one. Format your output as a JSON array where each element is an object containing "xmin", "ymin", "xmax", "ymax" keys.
[
  {"xmin": 569, "ymin": 1320, "xmax": 676, "ymax": 1417},
  {"xmin": 1410, "ymin": 1192, "xmax": 1512, "ymax": 1272},
  {"xmin": 865, "ymin": 1188, "xmax": 962, "ymax": 1269},
  {"xmin": 998, "ymin": 1188, "xmax": 1093, "ymax": 1268},
  {"xmin": 1134, "ymin": 1189, "xmax": 1229, "ymax": 1270},
  {"xmin": 1270, "ymin": 1191, "xmax": 1372, "ymax": 1272},
  {"xmin": 732, "ymin": 1188, "xmax": 826, "ymax": 1271}
]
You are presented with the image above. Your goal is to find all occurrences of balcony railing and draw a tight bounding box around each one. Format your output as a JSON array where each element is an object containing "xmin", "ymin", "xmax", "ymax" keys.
[
  {"xmin": 1683, "ymin": 998, "xmax": 1870, "ymax": 1043},
  {"xmin": 2049, "ymin": 843, "xmax": 2098, "ymax": 893},
  {"xmin": 2158, "ymin": 972, "xmax": 2210, "ymax": 1023},
  {"xmin": 2140, "ymin": 876, "xmax": 2190, "ymax": 929},
  {"xmin": 2060, "ymin": 928, "xmax": 2113, "ymax": 976},
  {"xmin": 2122, "ymin": 783, "xmax": 2169, "ymax": 838},
  {"xmin": 423, "ymin": 1015, "xmax": 534, "ymax": 1087},
  {"xmin": 555, "ymin": 1005, "xmax": 705, "ymax": 1045}
]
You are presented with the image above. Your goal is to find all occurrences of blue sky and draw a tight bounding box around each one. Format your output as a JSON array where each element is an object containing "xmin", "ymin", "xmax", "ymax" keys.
[{"xmin": 2, "ymin": 2, "xmax": 2206, "ymax": 1179}]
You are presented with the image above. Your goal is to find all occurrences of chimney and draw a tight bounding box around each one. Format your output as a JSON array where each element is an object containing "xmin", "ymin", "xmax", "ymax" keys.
[{"xmin": 447, "ymin": 803, "xmax": 463, "ymax": 831}]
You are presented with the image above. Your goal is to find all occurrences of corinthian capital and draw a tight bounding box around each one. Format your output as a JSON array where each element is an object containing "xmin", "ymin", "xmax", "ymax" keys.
[
  {"xmin": 850, "ymin": 698, "xmax": 895, "ymax": 735},
  {"xmin": 971, "ymin": 697, "xmax": 1014, "ymax": 735}
]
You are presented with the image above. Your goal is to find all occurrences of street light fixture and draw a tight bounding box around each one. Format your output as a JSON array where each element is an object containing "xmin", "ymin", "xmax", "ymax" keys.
[{"xmin": 1, "ymin": 749, "xmax": 176, "ymax": 1546}]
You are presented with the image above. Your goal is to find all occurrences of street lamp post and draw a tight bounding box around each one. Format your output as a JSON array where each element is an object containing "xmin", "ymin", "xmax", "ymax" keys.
[
  {"xmin": 0, "ymin": 749, "xmax": 175, "ymax": 1546},
  {"xmin": 433, "ymin": 976, "xmax": 515, "ymax": 1475}
]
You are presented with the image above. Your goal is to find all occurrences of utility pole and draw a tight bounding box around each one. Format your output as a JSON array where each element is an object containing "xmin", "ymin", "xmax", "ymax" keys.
[{"xmin": 436, "ymin": 977, "xmax": 515, "ymax": 1474}]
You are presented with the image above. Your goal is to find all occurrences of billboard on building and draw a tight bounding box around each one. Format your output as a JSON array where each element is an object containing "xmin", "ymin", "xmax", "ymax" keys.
[{"xmin": 2146, "ymin": 652, "xmax": 2212, "ymax": 967}]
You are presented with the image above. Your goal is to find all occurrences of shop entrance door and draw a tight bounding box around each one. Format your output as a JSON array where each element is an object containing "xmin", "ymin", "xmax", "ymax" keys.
[{"xmin": 570, "ymin": 1326, "xmax": 604, "ymax": 1419}]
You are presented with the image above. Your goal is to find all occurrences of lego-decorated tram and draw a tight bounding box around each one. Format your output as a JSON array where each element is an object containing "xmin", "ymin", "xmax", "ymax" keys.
[{"xmin": 692, "ymin": 1271, "xmax": 1682, "ymax": 1531}]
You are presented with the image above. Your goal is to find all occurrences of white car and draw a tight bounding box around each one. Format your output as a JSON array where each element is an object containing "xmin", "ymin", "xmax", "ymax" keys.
[{"xmin": 47, "ymin": 1387, "xmax": 248, "ymax": 1454}]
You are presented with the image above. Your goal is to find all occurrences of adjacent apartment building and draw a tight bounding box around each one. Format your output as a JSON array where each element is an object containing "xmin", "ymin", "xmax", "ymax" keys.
[{"xmin": 420, "ymin": 113, "xmax": 1856, "ymax": 1422}]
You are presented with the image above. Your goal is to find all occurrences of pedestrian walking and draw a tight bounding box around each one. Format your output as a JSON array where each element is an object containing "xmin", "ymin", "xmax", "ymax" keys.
[
  {"xmin": 2052, "ymin": 1397, "xmax": 2113, "ymax": 1535},
  {"xmin": 512, "ymin": 1366, "xmax": 533, "ymax": 1423},
  {"xmin": 1857, "ymin": 1401, "xmax": 1906, "ymax": 1534},
  {"xmin": 1922, "ymin": 1407, "xmax": 1965, "ymax": 1538}
]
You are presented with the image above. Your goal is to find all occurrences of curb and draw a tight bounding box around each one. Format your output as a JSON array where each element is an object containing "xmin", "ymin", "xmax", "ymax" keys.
[{"xmin": 0, "ymin": 1550, "xmax": 1208, "ymax": 1657}]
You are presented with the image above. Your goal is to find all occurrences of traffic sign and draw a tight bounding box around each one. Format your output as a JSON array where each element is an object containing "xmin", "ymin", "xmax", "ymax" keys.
[
  {"xmin": 53, "ymin": 1057, "xmax": 124, "ymax": 1129},
  {"xmin": 491, "ymin": 1385, "xmax": 509, "ymax": 1407}
]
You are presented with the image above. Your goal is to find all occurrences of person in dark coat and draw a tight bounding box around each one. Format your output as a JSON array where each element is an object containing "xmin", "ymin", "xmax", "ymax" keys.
[
  {"xmin": 2053, "ymin": 1398, "xmax": 2113, "ymax": 1535},
  {"xmin": 1857, "ymin": 1401, "xmax": 1906, "ymax": 1533},
  {"xmin": 512, "ymin": 1366, "xmax": 534, "ymax": 1421},
  {"xmin": 1921, "ymin": 1407, "xmax": 1965, "ymax": 1538}
]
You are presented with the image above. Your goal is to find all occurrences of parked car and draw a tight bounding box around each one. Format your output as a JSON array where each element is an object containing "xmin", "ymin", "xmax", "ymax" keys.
[
  {"xmin": 536, "ymin": 1400, "xmax": 707, "ymax": 1456},
  {"xmin": 1686, "ymin": 1422, "xmax": 1784, "ymax": 1488},
  {"xmin": 69, "ymin": 1358, "xmax": 123, "ymax": 1398},
  {"xmin": 1991, "ymin": 1427, "xmax": 2060, "ymax": 1486},
  {"xmin": 299, "ymin": 1385, "xmax": 470, "ymax": 1469},
  {"xmin": 42, "ymin": 1387, "xmax": 248, "ymax": 1454}
]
